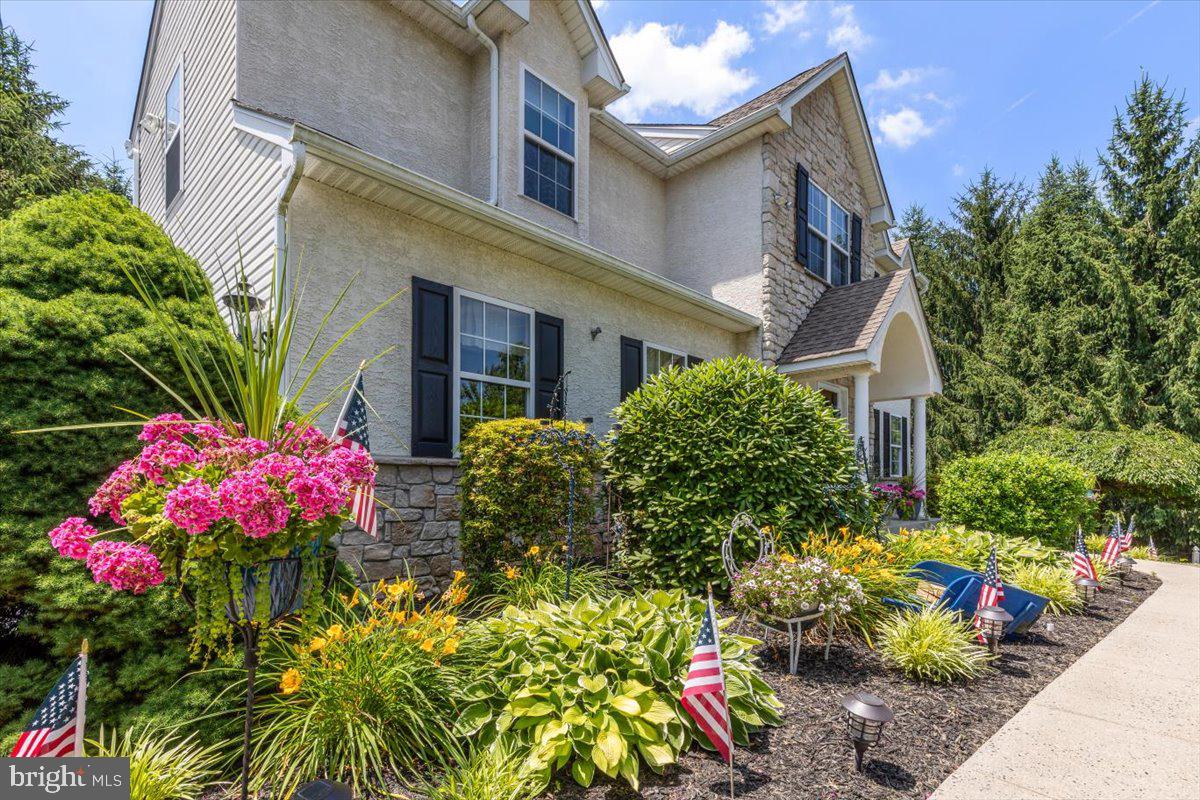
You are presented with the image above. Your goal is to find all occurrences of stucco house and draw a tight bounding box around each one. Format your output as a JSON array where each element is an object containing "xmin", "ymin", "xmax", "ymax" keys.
[{"xmin": 128, "ymin": 0, "xmax": 941, "ymax": 580}]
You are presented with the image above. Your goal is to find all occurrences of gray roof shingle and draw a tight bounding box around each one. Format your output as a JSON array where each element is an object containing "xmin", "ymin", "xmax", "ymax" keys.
[
  {"xmin": 778, "ymin": 270, "xmax": 910, "ymax": 364},
  {"xmin": 707, "ymin": 54, "xmax": 843, "ymax": 127}
]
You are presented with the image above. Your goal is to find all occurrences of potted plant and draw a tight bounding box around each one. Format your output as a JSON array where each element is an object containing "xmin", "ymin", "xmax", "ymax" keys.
[{"xmin": 872, "ymin": 476, "xmax": 926, "ymax": 520}]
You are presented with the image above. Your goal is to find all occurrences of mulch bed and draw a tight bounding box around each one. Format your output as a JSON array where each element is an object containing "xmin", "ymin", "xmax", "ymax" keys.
[{"xmin": 548, "ymin": 571, "xmax": 1161, "ymax": 800}]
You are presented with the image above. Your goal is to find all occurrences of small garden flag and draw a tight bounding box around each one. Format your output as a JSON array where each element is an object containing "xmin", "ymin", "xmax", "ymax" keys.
[
  {"xmin": 1072, "ymin": 527, "xmax": 1098, "ymax": 581},
  {"xmin": 10, "ymin": 643, "xmax": 87, "ymax": 758},
  {"xmin": 1100, "ymin": 519, "xmax": 1123, "ymax": 567},
  {"xmin": 1148, "ymin": 536, "xmax": 1158, "ymax": 559},
  {"xmin": 1120, "ymin": 515, "xmax": 1135, "ymax": 552},
  {"xmin": 973, "ymin": 545, "xmax": 1005, "ymax": 642},
  {"xmin": 681, "ymin": 590, "xmax": 732, "ymax": 766},
  {"xmin": 333, "ymin": 368, "xmax": 377, "ymax": 537}
]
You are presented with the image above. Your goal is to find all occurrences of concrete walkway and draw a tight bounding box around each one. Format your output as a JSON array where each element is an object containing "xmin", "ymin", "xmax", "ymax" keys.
[{"xmin": 933, "ymin": 560, "xmax": 1200, "ymax": 800}]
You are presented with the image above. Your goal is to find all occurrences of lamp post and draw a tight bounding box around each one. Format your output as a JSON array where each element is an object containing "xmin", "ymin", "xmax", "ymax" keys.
[
  {"xmin": 841, "ymin": 692, "xmax": 894, "ymax": 772},
  {"xmin": 1073, "ymin": 576, "xmax": 1101, "ymax": 609},
  {"xmin": 221, "ymin": 280, "xmax": 266, "ymax": 344},
  {"xmin": 975, "ymin": 605, "xmax": 1013, "ymax": 655}
]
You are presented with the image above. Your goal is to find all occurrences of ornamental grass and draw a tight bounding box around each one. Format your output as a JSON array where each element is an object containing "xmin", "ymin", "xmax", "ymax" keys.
[
  {"xmin": 250, "ymin": 573, "xmax": 481, "ymax": 797},
  {"xmin": 88, "ymin": 725, "xmax": 221, "ymax": 800},
  {"xmin": 1006, "ymin": 562, "xmax": 1083, "ymax": 614},
  {"xmin": 877, "ymin": 606, "xmax": 994, "ymax": 683}
]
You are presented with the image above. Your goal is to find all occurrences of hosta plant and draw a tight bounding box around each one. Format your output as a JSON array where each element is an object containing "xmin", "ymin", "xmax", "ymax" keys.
[
  {"xmin": 88, "ymin": 725, "xmax": 221, "ymax": 800},
  {"xmin": 458, "ymin": 591, "xmax": 782, "ymax": 792},
  {"xmin": 1006, "ymin": 563, "xmax": 1082, "ymax": 615},
  {"xmin": 877, "ymin": 606, "xmax": 994, "ymax": 683},
  {"xmin": 730, "ymin": 553, "xmax": 864, "ymax": 620}
]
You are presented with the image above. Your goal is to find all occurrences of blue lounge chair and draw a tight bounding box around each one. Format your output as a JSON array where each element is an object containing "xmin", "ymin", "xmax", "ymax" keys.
[{"xmin": 884, "ymin": 560, "xmax": 1050, "ymax": 639}]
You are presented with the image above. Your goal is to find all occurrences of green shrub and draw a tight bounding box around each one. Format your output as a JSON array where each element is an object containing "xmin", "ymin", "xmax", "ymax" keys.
[
  {"xmin": 251, "ymin": 575, "xmax": 477, "ymax": 796},
  {"xmin": 878, "ymin": 606, "xmax": 994, "ymax": 683},
  {"xmin": 0, "ymin": 191, "xmax": 227, "ymax": 741},
  {"xmin": 606, "ymin": 356, "xmax": 856, "ymax": 592},
  {"xmin": 460, "ymin": 418, "xmax": 603, "ymax": 583},
  {"xmin": 428, "ymin": 740, "xmax": 537, "ymax": 800},
  {"xmin": 937, "ymin": 452, "xmax": 1094, "ymax": 548},
  {"xmin": 991, "ymin": 426, "xmax": 1200, "ymax": 548},
  {"xmin": 88, "ymin": 725, "xmax": 221, "ymax": 800},
  {"xmin": 460, "ymin": 591, "xmax": 782, "ymax": 792},
  {"xmin": 1006, "ymin": 563, "xmax": 1082, "ymax": 615}
]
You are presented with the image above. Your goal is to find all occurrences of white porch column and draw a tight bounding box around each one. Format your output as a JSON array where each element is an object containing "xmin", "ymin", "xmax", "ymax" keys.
[
  {"xmin": 852, "ymin": 372, "xmax": 870, "ymax": 472},
  {"xmin": 913, "ymin": 395, "xmax": 928, "ymax": 517}
]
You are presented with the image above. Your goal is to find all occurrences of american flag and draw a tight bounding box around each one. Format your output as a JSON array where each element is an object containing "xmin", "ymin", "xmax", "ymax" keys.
[
  {"xmin": 1147, "ymin": 536, "xmax": 1158, "ymax": 559},
  {"xmin": 1120, "ymin": 516, "xmax": 1135, "ymax": 552},
  {"xmin": 680, "ymin": 594, "xmax": 732, "ymax": 764},
  {"xmin": 333, "ymin": 370, "xmax": 377, "ymax": 537},
  {"xmin": 1100, "ymin": 518, "xmax": 1123, "ymax": 567},
  {"xmin": 1072, "ymin": 527, "xmax": 1098, "ymax": 581},
  {"xmin": 10, "ymin": 655, "xmax": 86, "ymax": 758},
  {"xmin": 973, "ymin": 545, "xmax": 1005, "ymax": 642}
]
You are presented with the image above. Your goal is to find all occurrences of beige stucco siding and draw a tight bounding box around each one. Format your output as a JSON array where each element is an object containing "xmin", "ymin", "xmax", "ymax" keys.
[
  {"xmin": 286, "ymin": 180, "xmax": 742, "ymax": 460},
  {"xmin": 237, "ymin": 0, "xmax": 477, "ymax": 195},
  {"xmin": 664, "ymin": 140, "xmax": 764, "ymax": 320},
  {"xmin": 588, "ymin": 140, "xmax": 668, "ymax": 277},
  {"xmin": 136, "ymin": 0, "xmax": 283, "ymax": 299}
]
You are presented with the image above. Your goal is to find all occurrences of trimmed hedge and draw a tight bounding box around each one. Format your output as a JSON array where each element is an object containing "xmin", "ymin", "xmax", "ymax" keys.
[
  {"xmin": 605, "ymin": 356, "xmax": 856, "ymax": 593},
  {"xmin": 937, "ymin": 451, "xmax": 1094, "ymax": 548},
  {"xmin": 459, "ymin": 418, "xmax": 603, "ymax": 582}
]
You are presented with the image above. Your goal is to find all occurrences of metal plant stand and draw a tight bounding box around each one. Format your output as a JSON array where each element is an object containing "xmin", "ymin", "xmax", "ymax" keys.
[{"xmin": 756, "ymin": 609, "xmax": 836, "ymax": 673}]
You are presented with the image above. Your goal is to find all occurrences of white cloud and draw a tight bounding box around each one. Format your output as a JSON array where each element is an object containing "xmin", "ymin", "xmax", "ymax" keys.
[
  {"xmin": 826, "ymin": 4, "xmax": 872, "ymax": 53},
  {"xmin": 608, "ymin": 21, "xmax": 756, "ymax": 122},
  {"xmin": 1005, "ymin": 90, "xmax": 1035, "ymax": 113},
  {"xmin": 867, "ymin": 67, "xmax": 939, "ymax": 93},
  {"xmin": 875, "ymin": 107, "xmax": 935, "ymax": 149},
  {"xmin": 760, "ymin": 1, "xmax": 811, "ymax": 36},
  {"xmin": 952, "ymin": 163, "xmax": 965, "ymax": 177},
  {"xmin": 1186, "ymin": 116, "xmax": 1200, "ymax": 141}
]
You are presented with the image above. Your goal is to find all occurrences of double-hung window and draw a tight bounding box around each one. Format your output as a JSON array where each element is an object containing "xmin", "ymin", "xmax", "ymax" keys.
[
  {"xmin": 806, "ymin": 182, "xmax": 850, "ymax": 286},
  {"xmin": 888, "ymin": 414, "xmax": 905, "ymax": 477},
  {"xmin": 644, "ymin": 344, "xmax": 686, "ymax": 379},
  {"xmin": 456, "ymin": 291, "xmax": 533, "ymax": 442},
  {"xmin": 522, "ymin": 70, "xmax": 575, "ymax": 217},
  {"xmin": 164, "ymin": 65, "xmax": 183, "ymax": 208}
]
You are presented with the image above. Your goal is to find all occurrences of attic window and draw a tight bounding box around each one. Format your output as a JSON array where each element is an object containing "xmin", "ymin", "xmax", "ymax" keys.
[{"xmin": 522, "ymin": 70, "xmax": 575, "ymax": 217}]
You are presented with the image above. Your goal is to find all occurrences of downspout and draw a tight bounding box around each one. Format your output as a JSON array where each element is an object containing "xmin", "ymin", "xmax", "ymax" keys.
[
  {"xmin": 467, "ymin": 13, "xmax": 499, "ymax": 205},
  {"xmin": 274, "ymin": 140, "xmax": 306, "ymax": 388}
]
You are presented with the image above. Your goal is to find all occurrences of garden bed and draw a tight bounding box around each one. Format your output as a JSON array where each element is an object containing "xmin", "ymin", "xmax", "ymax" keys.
[{"xmin": 548, "ymin": 571, "xmax": 1161, "ymax": 800}]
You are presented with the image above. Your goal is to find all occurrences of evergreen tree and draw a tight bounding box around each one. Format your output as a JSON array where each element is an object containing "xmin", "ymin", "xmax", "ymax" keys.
[{"xmin": 0, "ymin": 26, "xmax": 110, "ymax": 217}]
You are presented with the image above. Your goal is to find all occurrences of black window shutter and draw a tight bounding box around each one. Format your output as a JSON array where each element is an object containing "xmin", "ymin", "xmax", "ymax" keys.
[
  {"xmin": 794, "ymin": 164, "xmax": 809, "ymax": 266},
  {"xmin": 850, "ymin": 213, "xmax": 863, "ymax": 283},
  {"xmin": 902, "ymin": 417, "xmax": 910, "ymax": 476},
  {"xmin": 881, "ymin": 411, "xmax": 892, "ymax": 476},
  {"xmin": 411, "ymin": 277, "xmax": 454, "ymax": 458},
  {"xmin": 534, "ymin": 312, "xmax": 564, "ymax": 419},
  {"xmin": 872, "ymin": 408, "xmax": 881, "ymax": 475},
  {"xmin": 686, "ymin": 355, "xmax": 704, "ymax": 368},
  {"xmin": 619, "ymin": 336, "xmax": 643, "ymax": 401}
]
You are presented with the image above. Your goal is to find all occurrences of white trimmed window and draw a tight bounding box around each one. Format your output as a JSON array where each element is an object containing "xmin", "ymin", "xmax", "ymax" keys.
[
  {"xmin": 454, "ymin": 290, "xmax": 533, "ymax": 443},
  {"xmin": 888, "ymin": 414, "xmax": 905, "ymax": 477},
  {"xmin": 644, "ymin": 343, "xmax": 685, "ymax": 378},
  {"xmin": 806, "ymin": 181, "xmax": 850, "ymax": 286},
  {"xmin": 164, "ymin": 64, "xmax": 183, "ymax": 208},
  {"xmin": 817, "ymin": 381, "xmax": 849, "ymax": 419},
  {"xmin": 522, "ymin": 69, "xmax": 575, "ymax": 217}
]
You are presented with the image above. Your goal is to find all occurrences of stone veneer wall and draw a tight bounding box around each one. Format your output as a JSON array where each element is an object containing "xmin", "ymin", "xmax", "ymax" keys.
[
  {"xmin": 334, "ymin": 458, "xmax": 463, "ymax": 594},
  {"xmin": 759, "ymin": 81, "xmax": 884, "ymax": 366}
]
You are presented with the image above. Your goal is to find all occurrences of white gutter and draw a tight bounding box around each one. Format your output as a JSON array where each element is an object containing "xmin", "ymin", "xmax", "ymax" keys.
[{"xmin": 466, "ymin": 13, "xmax": 499, "ymax": 205}]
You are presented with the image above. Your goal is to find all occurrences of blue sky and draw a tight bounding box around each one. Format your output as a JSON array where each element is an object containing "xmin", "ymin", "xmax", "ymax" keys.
[{"xmin": 3, "ymin": 0, "xmax": 1198, "ymax": 220}]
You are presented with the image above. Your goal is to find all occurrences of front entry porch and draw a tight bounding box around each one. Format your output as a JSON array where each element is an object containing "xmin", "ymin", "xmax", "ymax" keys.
[{"xmin": 774, "ymin": 269, "xmax": 943, "ymax": 515}]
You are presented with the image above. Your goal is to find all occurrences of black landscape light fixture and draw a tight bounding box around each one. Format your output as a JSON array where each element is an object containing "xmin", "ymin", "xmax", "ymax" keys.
[
  {"xmin": 292, "ymin": 780, "xmax": 353, "ymax": 800},
  {"xmin": 1074, "ymin": 576, "xmax": 1101, "ymax": 608},
  {"xmin": 841, "ymin": 692, "xmax": 894, "ymax": 772},
  {"xmin": 1116, "ymin": 556, "xmax": 1136, "ymax": 585},
  {"xmin": 975, "ymin": 605, "xmax": 1013, "ymax": 655},
  {"xmin": 221, "ymin": 279, "xmax": 266, "ymax": 343}
]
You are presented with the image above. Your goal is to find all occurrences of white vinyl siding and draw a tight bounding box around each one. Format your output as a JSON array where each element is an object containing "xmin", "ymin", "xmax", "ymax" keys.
[{"xmin": 135, "ymin": 0, "xmax": 285, "ymax": 306}]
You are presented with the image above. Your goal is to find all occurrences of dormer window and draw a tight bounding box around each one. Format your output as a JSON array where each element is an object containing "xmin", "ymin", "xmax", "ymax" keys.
[
  {"xmin": 522, "ymin": 69, "xmax": 575, "ymax": 217},
  {"xmin": 807, "ymin": 181, "xmax": 851, "ymax": 286}
]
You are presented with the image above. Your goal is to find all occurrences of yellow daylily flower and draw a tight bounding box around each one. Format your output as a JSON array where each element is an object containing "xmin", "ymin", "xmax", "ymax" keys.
[
  {"xmin": 279, "ymin": 668, "xmax": 302, "ymax": 695},
  {"xmin": 420, "ymin": 638, "xmax": 435, "ymax": 653},
  {"xmin": 779, "ymin": 552, "xmax": 797, "ymax": 564},
  {"xmin": 326, "ymin": 624, "xmax": 345, "ymax": 642},
  {"xmin": 504, "ymin": 566, "xmax": 520, "ymax": 580},
  {"xmin": 452, "ymin": 570, "xmax": 466, "ymax": 583},
  {"xmin": 308, "ymin": 637, "xmax": 327, "ymax": 653},
  {"xmin": 442, "ymin": 638, "xmax": 460, "ymax": 655}
]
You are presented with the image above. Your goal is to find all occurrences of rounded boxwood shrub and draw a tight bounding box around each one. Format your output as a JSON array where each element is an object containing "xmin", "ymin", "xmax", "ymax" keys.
[
  {"xmin": 936, "ymin": 451, "xmax": 1094, "ymax": 548},
  {"xmin": 0, "ymin": 191, "xmax": 228, "ymax": 743},
  {"xmin": 459, "ymin": 418, "xmax": 604, "ymax": 582},
  {"xmin": 605, "ymin": 355, "xmax": 856, "ymax": 593}
]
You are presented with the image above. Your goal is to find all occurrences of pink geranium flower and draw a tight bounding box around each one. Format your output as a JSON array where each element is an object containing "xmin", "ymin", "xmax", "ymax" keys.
[
  {"xmin": 135, "ymin": 440, "xmax": 198, "ymax": 485},
  {"xmin": 287, "ymin": 472, "xmax": 349, "ymax": 522},
  {"xmin": 137, "ymin": 412, "xmax": 192, "ymax": 443},
  {"xmin": 49, "ymin": 517, "xmax": 96, "ymax": 560},
  {"xmin": 313, "ymin": 445, "xmax": 375, "ymax": 487},
  {"xmin": 88, "ymin": 460, "xmax": 138, "ymax": 525},
  {"xmin": 163, "ymin": 478, "xmax": 221, "ymax": 535},
  {"xmin": 218, "ymin": 470, "xmax": 291, "ymax": 538},
  {"xmin": 86, "ymin": 540, "xmax": 165, "ymax": 594}
]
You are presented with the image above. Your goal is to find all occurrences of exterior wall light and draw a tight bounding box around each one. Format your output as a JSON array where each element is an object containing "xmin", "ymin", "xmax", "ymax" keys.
[
  {"xmin": 1074, "ymin": 576, "xmax": 1101, "ymax": 608},
  {"xmin": 841, "ymin": 692, "xmax": 893, "ymax": 772},
  {"xmin": 975, "ymin": 605, "xmax": 1013, "ymax": 655}
]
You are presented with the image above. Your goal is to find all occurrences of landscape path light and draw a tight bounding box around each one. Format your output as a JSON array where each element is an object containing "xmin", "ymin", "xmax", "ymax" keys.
[
  {"xmin": 975, "ymin": 605, "xmax": 1013, "ymax": 655},
  {"xmin": 841, "ymin": 692, "xmax": 894, "ymax": 772},
  {"xmin": 1074, "ymin": 576, "xmax": 1101, "ymax": 608},
  {"xmin": 1116, "ymin": 555, "xmax": 1136, "ymax": 585},
  {"xmin": 293, "ymin": 779, "xmax": 353, "ymax": 799}
]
